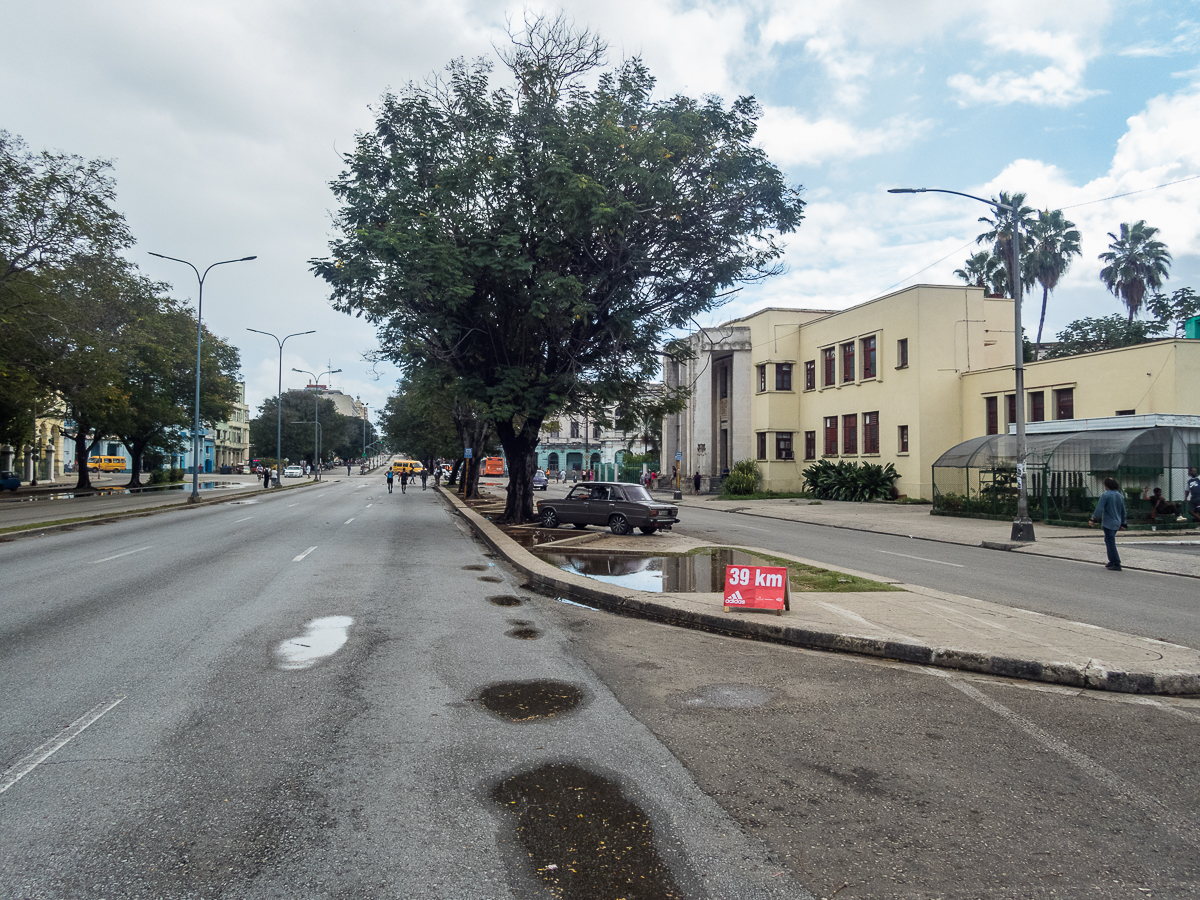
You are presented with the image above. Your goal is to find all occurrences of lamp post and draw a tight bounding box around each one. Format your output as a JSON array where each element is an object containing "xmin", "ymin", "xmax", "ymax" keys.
[
  {"xmin": 149, "ymin": 252, "xmax": 256, "ymax": 502},
  {"xmin": 247, "ymin": 329, "xmax": 314, "ymax": 486},
  {"xmin": 292, "ymin": 367, "xmax": 340, "ymax": 480},
  {"xmin": 887, "ymin": 187, "xmax": 1034, "ymax": 542},
  {"xmin": 361, "ymin": 401, "xmax": 369, "ymax": 466}
]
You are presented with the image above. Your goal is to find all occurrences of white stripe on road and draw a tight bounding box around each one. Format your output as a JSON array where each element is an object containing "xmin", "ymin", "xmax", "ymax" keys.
[
  {"xmin": 366, "ymin": 503, "xmax": 373, "ymax": 508},
  {"xmin": 874, "ymin": 549, "xmax": 964, "ymax": 567},
  {"xmin": 287, "ymin": 503, "xmax": 300, "ymax": 507},
  {"xmin": 0, "ymin": 697, "xmax": 125, "ymax": 795},
  {"xmin": 234, "ymin": 516, "xmax": 254, "ymax": 523},
  {"xmin": 293, "ymin": 546, "xmax": 318, "ymax": 562},
  {"xmin": 92, "ymin": 546, "xmax": 152, "ymax": 564},
  {"xmin": 344, "ymin": 518, "xmax": 355, "ymax": 525}
]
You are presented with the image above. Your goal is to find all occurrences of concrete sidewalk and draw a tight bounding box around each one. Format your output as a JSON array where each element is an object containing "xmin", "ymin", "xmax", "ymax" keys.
[
  {"xmin": 442, "ymin": 488, "xmax": 1200, "ymax": 696},
  {"xmin": 655, "ymin": 490, "xmax": 1200, "ymax": 579}
]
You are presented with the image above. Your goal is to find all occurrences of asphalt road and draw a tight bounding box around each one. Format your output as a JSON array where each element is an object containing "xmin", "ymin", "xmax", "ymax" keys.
[
  {"xmin": 667, "ymin": 503, "xmax": 1200, "ymax": 648},
  {"xmin": 0, "ymin": 477, "xmax": 807, "ymax": 900}
]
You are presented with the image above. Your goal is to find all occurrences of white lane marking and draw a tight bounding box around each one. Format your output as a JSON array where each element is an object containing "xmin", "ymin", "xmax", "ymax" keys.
[
  {"xmin": 0, "ymin": 697, "xmax": 125, "ymax": 795},
  {"xmin": 947, "ymin": 679, "xmax": 1195, "ymax": 835},
  {"xmin": 234, "ymin": 516, "xmax": 254, "ymax": 523},
  {"xmin": 1124, "ymin": 540, "xmax": 1200, "ymax": 545},
  {"xmin": 276, "ymin": 616, "xmax": 354, "ymax": 669},
  {"xmin": 874, "ymin": 549, "xmax": 964, "ymax": 567},
  {"xmin": 293, "ymin": 546, "xmax": 318, "ymax": 562},
  {"xmin": 366, "ymin": 503, "xmax": 373, "ymax": 508},
  {"xmin": 344, "ymin": 518, "xmax": 355, "ymax": 525},
  {"xmin": 287, "ymin": 503, "xmax": 299, "ymax": 507},
  {"xmin": 92, "ymin": 546, "xmax": 152, "ymax": 564}
]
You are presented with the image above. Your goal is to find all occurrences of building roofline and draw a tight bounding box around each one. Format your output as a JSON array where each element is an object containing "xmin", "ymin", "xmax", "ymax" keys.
[
  {"xmin": 715, "ymin": 284, "xmax": 992, "ymax": 329},
  {"xmin": 962, "ymin": 337, "xmax": 1195, "ymax": 375}
]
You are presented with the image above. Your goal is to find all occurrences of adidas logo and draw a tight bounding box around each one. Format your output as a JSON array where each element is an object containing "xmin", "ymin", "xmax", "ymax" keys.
[{"xmin": 727, "ymin": 590, "xmax": 744, "ymax": 603}]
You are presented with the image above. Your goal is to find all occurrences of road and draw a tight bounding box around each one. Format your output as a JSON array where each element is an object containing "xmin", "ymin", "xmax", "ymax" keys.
[{"xmin": 3, "ymin": 478, "xmax": 1199, "ymax": 898}]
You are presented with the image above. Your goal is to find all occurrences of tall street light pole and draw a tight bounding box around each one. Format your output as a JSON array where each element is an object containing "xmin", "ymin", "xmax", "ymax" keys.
[
  {"xmin": 247, "ymin": 329, "xmax": 314, "ymax": 485},
  {"xmin": 887, "ymin": 187, "xmax": 1034, "ymax": 542},
  {"xmin": 149, "ymin": 252, "xmax": 256, "ymax": 502},
  {"xmin": 361, "ymin": 402, "xmax": 369, "ymax": 465},
  {"xmin": 292, "ymin": 367, "xmax": 340, "ymax": 480}
]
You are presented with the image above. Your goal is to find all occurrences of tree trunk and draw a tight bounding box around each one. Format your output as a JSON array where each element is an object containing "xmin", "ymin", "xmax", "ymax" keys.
[
  {"xmin": 447, "ymin": 458, "xmax": 463, "ymax": 486},
  {"xmin": 1036, "ymin": 283, "xmax": 1049, "ymax": 357},
  {"xmin": 496, "ymin": 415, "xmax": 543, "ymax": 524},
  {"xmin": 126, "ymin": 438, "xmax": 145, "ymax": 488},
  {"xmin": 69, "ymin": 428, "xmax": 96, "ymax": 492}
]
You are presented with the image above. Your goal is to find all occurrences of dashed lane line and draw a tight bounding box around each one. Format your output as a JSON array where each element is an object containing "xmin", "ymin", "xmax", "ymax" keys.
[
  {"xmin": 875, "ymin": 549, "xmax": 965, "ymax": 567},
  {"xmin": 366, "ymin": 503, "xmax": 373, "ymax": 508},
  {"xmin": 344, "ymin": 518, "xmax": 355, "ymax": 525},
  {"xmin": 234, "ymin": 516, "xmax": 253, "ymax": 523},
  {"xmin": 0, "ymin": 698, "xmax": 125, "ymax": 795},
  {"xmin": 91, "ymin": 546, "xmax": 152, "ymax": 564},
  {"xmin": 293, "ymin": 546, "xmax": 318, "ymax": 562}
]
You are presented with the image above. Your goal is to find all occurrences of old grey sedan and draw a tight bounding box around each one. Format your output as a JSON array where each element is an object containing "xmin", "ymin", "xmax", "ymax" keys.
[{"xmin": 536, "ymin": 482, "xmax": 679, "ymax": 535}]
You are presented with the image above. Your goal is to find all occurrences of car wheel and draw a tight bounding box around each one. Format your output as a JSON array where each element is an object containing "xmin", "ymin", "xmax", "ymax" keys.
[
  {"xmin": 541, "ymin": 509, "xmax": 559, "ymax": 528},
  {"xmin": 638, "ymin": 525, "xmax": 658, "ymax": 534},
  {"xmin": 609, "ymin": 514, "xmax": 631, "ymax": 536}
]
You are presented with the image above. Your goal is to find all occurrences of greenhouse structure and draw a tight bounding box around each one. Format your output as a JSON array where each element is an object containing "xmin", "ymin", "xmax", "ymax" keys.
[{"xmin": 932, "ymin": 415, "xmax": 1200, "ymax": 529}]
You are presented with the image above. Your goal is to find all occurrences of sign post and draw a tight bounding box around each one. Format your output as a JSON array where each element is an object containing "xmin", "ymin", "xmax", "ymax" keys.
[{"xmin": 723, "ymin": 564, "xmax": 790, "ymax": 615}]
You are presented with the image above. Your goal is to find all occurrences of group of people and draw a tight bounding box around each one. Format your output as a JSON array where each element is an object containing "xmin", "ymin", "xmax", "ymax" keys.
[
  {"xmin": 385, "ymin": 465, "xmax": 430, "ymax": 495},
  {"xmin": 1089, "ymin": 467, "xmax": 1200, "ymax": 571}
]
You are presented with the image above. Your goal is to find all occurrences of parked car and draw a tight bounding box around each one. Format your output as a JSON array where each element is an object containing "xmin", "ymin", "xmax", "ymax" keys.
[
  {"xmin": 284, "ymin": 465, "xmax": 304, "ymax": 478},
  {"xmin": 0, "ymin": 470, "xmax": 20, "ymax": 492},
  {"xmin": 533, "ymin": 470, "xmax": 548, "ymax": 490},
  {"xmin": 536, "ymin": 481, "xmax": 679, "ymax": 535}
]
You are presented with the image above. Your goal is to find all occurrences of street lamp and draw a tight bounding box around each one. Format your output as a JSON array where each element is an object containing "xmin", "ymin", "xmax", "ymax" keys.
[
  {"xmin": 149, "ymin": 251, "xmax": 256, "ymax": 502},
  {"xmin": 887, "ymin": 187, "xmax": 1034, "ymax": 542},
  {"xmin": 247, "ymin": 329, "xmax": 314, "ymax": 486},
  {"xmin": 292, "ymin": 367, "xmax": 341, "ymax": 480}
]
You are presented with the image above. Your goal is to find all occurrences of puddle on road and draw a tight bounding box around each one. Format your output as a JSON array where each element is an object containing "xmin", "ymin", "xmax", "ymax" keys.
[
  {"xmin": 502, "ymin": 528, "xmax": 579, "ymax": 548},
  {"xmin": 478, "ymin": 680, "xmax": 582, "ymax": 722},
  {"xmin": 506, "ymin": 626, "xmax": 543, "ymax": 640},
  {"xmin": 275, "ymin": 615, "xmax": 354, "ymax": 670},
  {"xmin": 491, "ymin": 763, "xmax": 685, "ymax": 900},
  {"xmin": 487, "ymin": 595, "xmax": 524, "ymax": 607},
  {"xmin": 534, "ymin": 548, "xmax": 762, "ymax": 593},
  {"xmin": 671, "ymin": 683, "xmax": 774, "ymax": 709}
]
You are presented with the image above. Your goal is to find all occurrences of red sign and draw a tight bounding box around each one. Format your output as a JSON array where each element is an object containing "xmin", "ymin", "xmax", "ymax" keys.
[{"xmin": 723, "ymin": 565, "xmax": 791, "ymax": 615}]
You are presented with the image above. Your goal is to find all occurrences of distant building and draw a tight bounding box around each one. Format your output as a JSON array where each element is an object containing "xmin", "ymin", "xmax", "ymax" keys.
[
  {"xmin": 213, "ymin": 381, "xmax": 250, "ymax": 469},
  {"xmin": 536, "ymin": 395, "xmax": 659, "ymax": 480}
]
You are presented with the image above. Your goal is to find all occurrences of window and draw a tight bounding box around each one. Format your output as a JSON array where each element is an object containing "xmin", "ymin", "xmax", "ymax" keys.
[
  {"xmin": 862, "ymin": 336, "xmax": 877, "ymax": 379},
  {"xmin": 1116, "ymin": 408, "xmax": 1135, "ymax": 416},
  {"xmin": 570, "ymin": 420, "xmax": 580, "ymax": 438},
  {"xmin": 592, "ymin": 423, "xmax": 601, "ymax": 439},
  {"xmin": 898, "ymin": 424, "xmax": 909, "ymax": 453},
  {"xmin": 986, "ymin": 397, "xmax": 998, "ymax": 435},
  {"xmin": 897, "ymin": 338, "xmax": 908, "ymax": 369},
  {"xmin": 824, "ymin": 416, "xmax": 838, "ymax": 455},
  {"xmin": 1055, "ymin": 387, "xmax": 1074, "ymax": 420},
  {"xmin": 842, "ymin": 342, "xmax": 855, "ymax": 383},
  {"xmin": 1029, "ymin": 391, "xmax": 1044, "ymax": 422},
  {"xmin": 804, "ymin": 431, "xmax": 816, "ymax": 460},
  {"xmin": 719, "ymin": 367, "xmax": 728, "ymax": 399},
  {"xmin": 757, "ymin": 432, "xmax": 767, "ymax": 460},
  {"xmin": 822, "ymin": 347, "xmax": 836, "ymax": 387},
  {"xmin": 804, "ymin": 360, "xmax": 816, "ymax": 391},
  {"xmin": 842, "ymin": 414, "xmax": 858, "ymax": 455},
  {"xmin": 1006, "ymin": 394, "xmax": 1016, "ymax": 428},
  {"xmin": 775, "ymin": 363, "xmax": 793, "ymax": 391},
  {"xmin": 863, "ymin": 411, "xmax": 879, "ymax": 454},
  {"xmin": 775, "ymin": 432, "xmax": 794, "ymax": 460},
  {"xmin": 757, "ymin": 365, "xmax": 766, "ymax": 393}
]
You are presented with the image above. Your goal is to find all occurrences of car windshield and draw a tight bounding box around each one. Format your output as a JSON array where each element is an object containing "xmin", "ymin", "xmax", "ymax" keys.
[{"xmin": 621, "ymin": 485, "xmax": 652, "ymax": 502}]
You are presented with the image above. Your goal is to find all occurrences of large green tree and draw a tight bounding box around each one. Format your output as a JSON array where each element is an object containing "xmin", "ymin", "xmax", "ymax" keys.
[
  {"xmin": 1025, "ymin": 209, "xmax": 1081, "ymax": 352},
  {"xmin": 1099, "ymin": 220, "xmax": 1172, "ymax": 323},
  {"xmin": 312, "ymin": 17, "xmax": 805, "ymax": 523},
  {"xmin": 1043, "ymin": 314, "xmax": 1165, "ymax": 358},
  {"xmin": 249, "ymin": 390, "xmax": 353, "ymax": 467}
]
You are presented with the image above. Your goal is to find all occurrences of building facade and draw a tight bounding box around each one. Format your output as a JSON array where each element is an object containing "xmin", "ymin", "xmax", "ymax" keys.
[
  {"xmin": 535, "ymin": 408, "xmax": 655, "ymax": 481},
  {"xmin": 213, "ymin": 381, "xmax": 251, "ymax": 469},
  {"xmin": 664, "ymin": 284, "xmax": 1200, "ymax": 499}
]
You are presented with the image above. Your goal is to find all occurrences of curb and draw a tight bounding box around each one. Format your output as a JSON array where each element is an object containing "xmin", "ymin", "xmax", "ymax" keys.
[
  {"xmin": 0, "ymin": 478, "xmax": 332, "ymax": 541},
  {"xmin": 439, "ymin": 488, "xmax": 1200, "ymax": 696}
]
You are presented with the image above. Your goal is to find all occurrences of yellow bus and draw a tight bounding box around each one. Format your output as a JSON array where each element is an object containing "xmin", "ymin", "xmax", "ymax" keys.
[
  {"xmin": 390, "ymin": 459, "xmax": 422, "ymax": 476},
  {"xmin": 87, "ymin": 456, "xmax": 127, "ymax": 472}
]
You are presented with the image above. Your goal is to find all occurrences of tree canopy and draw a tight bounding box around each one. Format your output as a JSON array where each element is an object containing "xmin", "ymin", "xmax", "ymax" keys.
[
  {"xmin": 1099, "ymin": 220, "xmax": 1172, "ymax": 323},
  {"xmin": 312, "ymin": 17, "xmax": 805, "ymax": 522}
]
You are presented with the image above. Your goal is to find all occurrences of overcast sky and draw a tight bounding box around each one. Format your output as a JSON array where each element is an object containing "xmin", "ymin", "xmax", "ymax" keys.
[{"xmin": 4, "ymin": 1, "xmax": 1198, "ymax": 419}]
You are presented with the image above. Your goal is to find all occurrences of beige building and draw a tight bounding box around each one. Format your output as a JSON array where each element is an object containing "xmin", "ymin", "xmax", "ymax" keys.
[
  {"xmin": 213, "ymin": 382, "xmax": 251, "ymax": 469},
  {"xmin": 664, "ymin": 284, "xmax": 1200, "ymax": 499}
]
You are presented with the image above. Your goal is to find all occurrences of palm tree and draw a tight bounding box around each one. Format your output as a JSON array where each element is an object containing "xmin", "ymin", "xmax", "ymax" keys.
[
  {"xmin": 975, "ymin": 191, "xmax": 1037, "ymax": 300},
  {"xmin": 1025, "ymin": 209, "xmax": 1082, "ymax": 351},
  {"xmin": 954, "ymin": 250, "xmax": 1008, "ymax": 297},
  {"xmin": 1098, "ymin": 221, "xmax": 1172, "ymax": 322}
]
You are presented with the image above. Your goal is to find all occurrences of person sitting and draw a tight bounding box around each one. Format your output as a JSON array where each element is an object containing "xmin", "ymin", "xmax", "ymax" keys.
[
  {"xmin": 1147, "ymin": 487, "xmax": 1179, "ymax": 522},
  {"xmin": 590, "ymin": 486, "xmax": 609, "ymax": 501}
]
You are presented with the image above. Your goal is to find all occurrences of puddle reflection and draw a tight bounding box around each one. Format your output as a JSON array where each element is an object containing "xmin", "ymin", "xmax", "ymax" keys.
[{"xmin": 534, "ymin": 548, "xmax": 761, "ymax": 593}]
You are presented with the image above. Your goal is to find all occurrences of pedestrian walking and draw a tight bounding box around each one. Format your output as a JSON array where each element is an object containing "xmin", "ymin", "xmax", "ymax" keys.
[
  {"xmin": 386, "ymin": 469, "xmax": 394, "ymax": 493},
  {"xmin": 347, "ymin": 463, "xmax": 352, "ymax": 476},
  {"xmin": 263, "ymin": 466, "xmax": 271, "ymax": 489},
  {"xmin": 399, "ymin": 470, "xmax": 409, "ymax": 494},
  {"xmin": 1088, "ymin": 477, "xmax": 1127, "ymax": 571},
  {"xmin": 1188, "ymin": 467, "xmax": 1200, "ymax": 523},
  {"xmin": 693, "ymin": 470, "xmax": 701, "ymax": 493},
  {"xmin": 420, "ymin": 468, "xmax": 428, "ymax": 490}
]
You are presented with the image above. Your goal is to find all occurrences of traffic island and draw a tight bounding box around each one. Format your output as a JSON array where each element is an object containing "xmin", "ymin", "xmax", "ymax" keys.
[{"xmin": 438, "ymin": 487, "xmax": 1200, "ymax": 696}]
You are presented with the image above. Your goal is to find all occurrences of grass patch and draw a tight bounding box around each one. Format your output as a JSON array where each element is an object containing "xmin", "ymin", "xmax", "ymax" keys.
[{"xmin": 716, "ymin": 490, "xmax": 814, "ymax": 501}]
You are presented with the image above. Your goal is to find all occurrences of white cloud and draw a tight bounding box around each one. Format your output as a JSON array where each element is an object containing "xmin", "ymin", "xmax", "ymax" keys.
[
  {"xmin": 755, "ymin": 106, "xmax": 932, "ymax": 167},
  {"xmin": 1119, "ymin": 20, "xmax": 1200, "ymax": 57}
]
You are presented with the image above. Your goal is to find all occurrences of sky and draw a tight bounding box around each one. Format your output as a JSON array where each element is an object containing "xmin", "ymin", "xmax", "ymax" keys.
[{"xmin": 4, "ymin": 1, "xmax": 1199, "ymax": 419}]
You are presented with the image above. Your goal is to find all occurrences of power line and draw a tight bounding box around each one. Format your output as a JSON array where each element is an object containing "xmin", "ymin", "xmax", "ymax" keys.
[{"xmin": 1060, "ymin": 173, "xmax": 1200, "ymax": 210}]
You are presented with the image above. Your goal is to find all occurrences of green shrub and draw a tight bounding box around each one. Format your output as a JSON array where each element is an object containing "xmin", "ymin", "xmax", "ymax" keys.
[
  {"xmin": 722, "ymin": 459, "xmax": 762, "ymax": 495},
  {"xmin": 802, "ymin": 459, "xmax": 900, "ymax": 501}
]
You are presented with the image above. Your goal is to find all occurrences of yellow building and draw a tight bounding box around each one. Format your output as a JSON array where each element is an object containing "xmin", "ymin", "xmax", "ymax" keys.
[
  {"xmin": 664, "ymin": 284, "xmax": 1200, "ymax": 500},
  {"xmin": 213, "ymin": 382, "xmax": 251, "ymax": 470}
]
